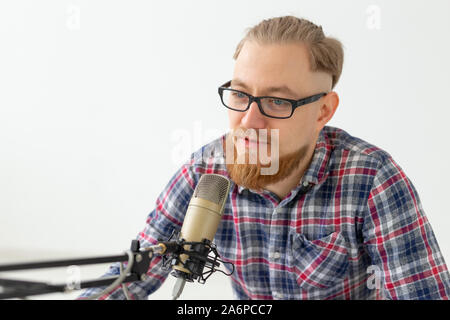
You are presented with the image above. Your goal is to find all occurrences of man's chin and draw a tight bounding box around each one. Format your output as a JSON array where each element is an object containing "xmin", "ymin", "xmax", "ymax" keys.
[
  {"xmin": 226, "ymin": 163, "xmax": 270, "ymax": 191},
  {"xmin": 225, "ymin": 145, "xmax": 307, "ymax": 191}
]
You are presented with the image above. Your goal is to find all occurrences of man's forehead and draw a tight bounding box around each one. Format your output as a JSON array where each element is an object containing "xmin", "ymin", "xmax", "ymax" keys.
[
  {"xmin": 233, "ymin": 41, "xmax": 332, "ymax": 95},
  {"xmin": 232, "ymin": 41, "xmax": 313, "ymax": 96},
  {"xmin": 230, "ymin": 77, "xmax": 300, "ymax": 97}
]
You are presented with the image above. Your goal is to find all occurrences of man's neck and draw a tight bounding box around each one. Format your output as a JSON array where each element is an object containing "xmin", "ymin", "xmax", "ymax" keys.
[{"xmin": 263, "ymin": 142, "xmax": 316, "ymax": 200}]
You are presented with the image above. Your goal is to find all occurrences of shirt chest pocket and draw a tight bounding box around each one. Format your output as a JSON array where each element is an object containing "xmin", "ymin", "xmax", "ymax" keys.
[{"xmin": 287, "ymin": 231, "xmax": 350, "ymax": 291}]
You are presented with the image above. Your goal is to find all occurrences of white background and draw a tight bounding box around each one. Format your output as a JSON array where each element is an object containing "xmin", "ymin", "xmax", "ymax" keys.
[{"xmin": 0, "ymin": 0, "xmax": 449, "ymax": 300}]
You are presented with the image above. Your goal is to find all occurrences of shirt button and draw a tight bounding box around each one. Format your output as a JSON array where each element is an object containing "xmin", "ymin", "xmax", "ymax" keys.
[
  {"xmin": 302, "ymin": 181, "xmax": 309, "ymax": 187},
  {"xmin": 273, "ymin": 292, "xmax": 284, "ymax": 299},
  {"xmin": 273, "ymin": 252, "xmax": 281, "ymax": 260}
]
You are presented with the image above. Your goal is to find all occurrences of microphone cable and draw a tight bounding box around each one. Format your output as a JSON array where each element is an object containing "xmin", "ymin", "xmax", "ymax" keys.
[
  {"xmin": 82, "ymin": 249, "xmax": 134, "ymax": 300},
  {"xmin": 120, "ymin": 260, "xmax": 133, "ymax": 300}
]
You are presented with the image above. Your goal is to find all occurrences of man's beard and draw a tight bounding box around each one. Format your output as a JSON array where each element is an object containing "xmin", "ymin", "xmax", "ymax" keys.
[{"xmin": 224, "ymin": 133, "xmax": 309, "ymax": 191}]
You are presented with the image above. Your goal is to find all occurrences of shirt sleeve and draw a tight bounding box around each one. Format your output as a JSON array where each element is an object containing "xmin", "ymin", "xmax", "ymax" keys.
[
  {"xmin": 76, "ymin": 159, "xmax": 196, "ymax": 300},
  {"xmin": 362, "ymin": 156, "xmax": 450, "ymax": 299}
]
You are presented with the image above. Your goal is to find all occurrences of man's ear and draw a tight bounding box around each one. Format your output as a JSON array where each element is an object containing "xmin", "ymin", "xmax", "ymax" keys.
[{"xmin": 316, "ymin": 91, "xmax": 339, "ymax": 131}]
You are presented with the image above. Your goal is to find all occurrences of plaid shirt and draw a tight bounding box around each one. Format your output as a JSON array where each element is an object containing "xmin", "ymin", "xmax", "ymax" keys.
[{"xmin": 79, "ymin": 126, "xmax": 450, "ymax": 300}]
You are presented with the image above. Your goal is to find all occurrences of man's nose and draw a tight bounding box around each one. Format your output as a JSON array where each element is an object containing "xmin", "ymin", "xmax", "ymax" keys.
[{"xmin": 241, "ymin": 101, "xmax": 266, "ymax": 129}]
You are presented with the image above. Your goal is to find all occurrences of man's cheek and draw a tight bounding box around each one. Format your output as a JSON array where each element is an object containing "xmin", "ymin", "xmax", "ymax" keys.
[{"xmin": 227, "ymin": 111, "xmax": 241, "ymax": 127}]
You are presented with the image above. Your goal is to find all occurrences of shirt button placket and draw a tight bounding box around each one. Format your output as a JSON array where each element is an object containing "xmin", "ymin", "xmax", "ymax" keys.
[{"xmin": 269, "ymin": 206, "xmax": 284, "ymax": 299}]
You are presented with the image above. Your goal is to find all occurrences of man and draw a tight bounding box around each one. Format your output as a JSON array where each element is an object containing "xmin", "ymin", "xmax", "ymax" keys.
[{"xmin": 79, "ymin": 15, "xmax": 449, "ymax": 300}]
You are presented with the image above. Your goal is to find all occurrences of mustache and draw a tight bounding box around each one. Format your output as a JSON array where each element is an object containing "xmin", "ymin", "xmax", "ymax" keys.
[{"xmin": 230, "ymin": 128, "xmax": 278, "ymax": 144}]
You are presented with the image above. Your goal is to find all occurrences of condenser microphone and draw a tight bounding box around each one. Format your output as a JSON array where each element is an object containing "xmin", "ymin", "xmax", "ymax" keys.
[{"xmin": 170, "ymin": 173, "xmax": 231, "ymax": 300}]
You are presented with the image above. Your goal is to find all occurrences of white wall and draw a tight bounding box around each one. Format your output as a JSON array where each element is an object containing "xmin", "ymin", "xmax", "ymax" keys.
[{"xmin": 0, "ymin": 0, "xmax": 449, "ymax": 299}]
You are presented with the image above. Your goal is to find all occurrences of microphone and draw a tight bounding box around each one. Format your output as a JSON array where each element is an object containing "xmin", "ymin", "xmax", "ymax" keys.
[
  {"xmin": 0, "ymin": 174, "xmax": 232, "ymax": 300},
  {"xmin": 169, "ymin": 173, "xmax": 231, "ymax": 300}
]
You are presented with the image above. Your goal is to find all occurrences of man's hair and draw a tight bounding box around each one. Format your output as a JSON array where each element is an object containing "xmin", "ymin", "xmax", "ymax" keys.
[{"xmin": 233, "ymin": 15, "xmax": 344, "ymax": 90}]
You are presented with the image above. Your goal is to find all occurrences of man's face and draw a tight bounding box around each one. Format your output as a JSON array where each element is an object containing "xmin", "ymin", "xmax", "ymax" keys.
[
  {"xmin": 228, "ymin": 40, "xmax": 332, "ymax": 158},
  {"xmin": 225, "ymin": 40, "xmax": 335, "ymax": 190}
]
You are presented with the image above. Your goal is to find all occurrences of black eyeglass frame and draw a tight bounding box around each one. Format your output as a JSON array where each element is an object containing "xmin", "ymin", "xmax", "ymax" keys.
[{"xmin": 218, "ymin": 80, "xmax": 328, "ymax": 119}]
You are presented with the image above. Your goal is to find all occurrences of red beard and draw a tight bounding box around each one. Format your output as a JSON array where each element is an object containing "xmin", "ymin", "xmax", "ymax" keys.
[{"xmin": 224, "ymin": 133, "xmax": 308, "ymax": 191}]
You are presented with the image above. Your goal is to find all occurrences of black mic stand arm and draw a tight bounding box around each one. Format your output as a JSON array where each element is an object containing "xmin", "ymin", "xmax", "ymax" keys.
[{"xmin": 0, "ymin": 240, "xmax": 153, "ymax": 300}]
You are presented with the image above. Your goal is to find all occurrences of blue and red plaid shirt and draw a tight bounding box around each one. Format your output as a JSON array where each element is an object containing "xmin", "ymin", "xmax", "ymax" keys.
[{"xmin": 79, "ymin": 126, "xmax": 450, "ymax": 300}]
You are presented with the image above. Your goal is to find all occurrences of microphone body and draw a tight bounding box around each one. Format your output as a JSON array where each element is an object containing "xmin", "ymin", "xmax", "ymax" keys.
[
  {"xmin": 169, "ymin": 174, "xmax": 231, "ymax": 298},
  {"xmin": 171, "ymin": 197, "xmax": 223, "ymax": 276}
]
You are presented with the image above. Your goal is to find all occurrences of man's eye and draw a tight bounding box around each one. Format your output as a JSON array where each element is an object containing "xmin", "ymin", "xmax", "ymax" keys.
[
  {"xmin": 273, "ymin": 99, "xmax": 284, "ymax": 105},
  {"xmin": 268, "ymin": 99, "xmax": 288, "ymax": 106},
  {"xmin": 232, "ymin": 92, "xmax": 246, "ymax": 98}
]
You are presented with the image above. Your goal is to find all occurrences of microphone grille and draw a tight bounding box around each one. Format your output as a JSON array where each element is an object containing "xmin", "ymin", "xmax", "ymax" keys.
[{"xmin": 193, "ymin": 174, "xmax": 230, "ymax": 206}]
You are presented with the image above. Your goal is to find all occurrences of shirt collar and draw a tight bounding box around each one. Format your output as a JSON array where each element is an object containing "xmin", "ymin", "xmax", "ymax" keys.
[{"xmin": 300, "ymin": 128, "xmax": 332, "ymax": 187}]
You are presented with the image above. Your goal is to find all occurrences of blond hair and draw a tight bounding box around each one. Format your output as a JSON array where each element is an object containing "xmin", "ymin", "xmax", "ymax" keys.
[{"xmin": 233, "ymin": 16, "xmax": 344, "ymax": 89}]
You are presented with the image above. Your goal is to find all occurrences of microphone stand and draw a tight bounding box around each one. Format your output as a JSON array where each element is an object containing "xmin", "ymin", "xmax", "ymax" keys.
[
  {"xmin": 0, "ymin": 238, "xmax": 234, "ymax": 300},
  {"xmin": 0, "ymin": 240, "xmax": 152, "ymax": 300}
]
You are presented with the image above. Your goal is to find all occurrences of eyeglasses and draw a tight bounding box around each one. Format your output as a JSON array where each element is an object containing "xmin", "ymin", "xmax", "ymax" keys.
[{"xmin": 218, "ymin": 80, "xmax": 327, "ymax": 119}]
